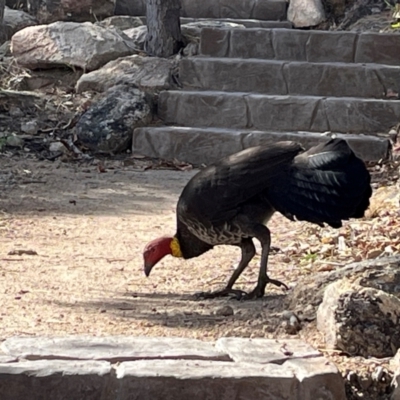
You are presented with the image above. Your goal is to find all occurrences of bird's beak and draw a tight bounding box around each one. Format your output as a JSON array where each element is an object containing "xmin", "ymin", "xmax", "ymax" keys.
[{"xmin": 144, "ymin": 261, "xmax": 155, "ymax": 277}]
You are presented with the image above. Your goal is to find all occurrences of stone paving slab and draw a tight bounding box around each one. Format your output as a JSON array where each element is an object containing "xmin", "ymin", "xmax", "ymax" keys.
[
  {"xmin": 200, "ymin": 28, "xmax": 400, "ymax": 65},
  {"xmin": 0, "ymin": 359, "xmax": 111, "ymax": 400},
  {"xmin": 0, "ymin": 337, "xmax": 346, "ymax": 400},
  {"xmin": 180, "ymin": 58, "xmax": 400, "ymax": 98},
  {"xmin": 117, "ymin": 0, "xmax": 287, "ymax": 20},
  {"xmin": 215, "ymin": 338, "xmax": 322, "ymax": 364},
  {"xmin": 132, "ymin": 126, "xmax": 389, "ymax": 163},
  {"xmin": 116, "ymin": 359, "xmax": 296, "ymax": 400},
  {"xmin": 284, "ymin": 357, "xmax": 346, "ymax": 400},
  {"xmin": 1, "ymin": 336, "xmax": 230, "ymax": 362},
  {"xmin": 158, "ymin": 90, "xmax": 400, "ymax": 134},
  {"xmin": 0, "ymin": 355, "xmax": 16, "ymax": 363}
]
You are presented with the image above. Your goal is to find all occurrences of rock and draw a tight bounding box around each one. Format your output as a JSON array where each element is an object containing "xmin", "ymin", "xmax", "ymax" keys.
[
  {"xmin": 0, "ymin": 89, "xmax": 45, "ymax": 115},
  {"xmin": 317, "ymin": 279, "xmax": 400, "ymax": 358},
  {"xmin": 98, "ymin": 15, "xmax": 144, "ymax": 31},
  {"xmin": 76, "ymin": 55, "xmax": 178, "ymax": 94},
  {"xmin": 20, "ymin": 120, "xmax": 38, "ymax": 135},
  {"xmin": 27, "ymin": 0, "xmax": 115, "ymax": 24},
  {"xmin": 75, "ymin": 84, "xmax": 153, "ymax": 154},
  {"xmin": 9, "ymin": 106, "xmax": 24, "ymax": 118},
  {"xmin": 1, "ymin": 336, "xmax": 229, "ymax": 362},
  {"xmin": 4, "ymin": 6, "xmax": 37, "ymax": 36},
  {"xmin": 282, "ymin": 311, "xmax": 302, "ymax": 334},
  {"xmin": 391, "ymin": 350, "xmax": 400, "ymax": 400},
  {"xmin": 286, "ymin": 256, "xmax": 400, "ymax": 311},
  {"xmin": 122, "ymin": 25, "xmax": 147, "ymax": 50},
  {"xmin": 11, "ymin": 21, "xmax": 136, "ymax": 71},
  {"xmin": 214, "ymin": 305, "xmax": 234, "ymax": 317},
  {"xmin": 0, "ymin": 40, "xmax": 11, "ymax": 58},
  {"xmin": 49, "ymin": 142, "xmax": 67, "ymax": 153},
  {"xmin": 287, "ymin": 0, "xmax": 326, "ymax": 27},
  {"xmin": 5, "ymin": 134, "xmax": 24, "ymax": 148},
  {"xmin": 183, "ymin": 41, "xmax": 198, "ymax": 57},
  {"xmin": 16, "ymin": 68, "xmax": 83, "ymax": 92},
  {"xmin": 366, "ymin": 185, "xmax": 400, "ymax": 219}
]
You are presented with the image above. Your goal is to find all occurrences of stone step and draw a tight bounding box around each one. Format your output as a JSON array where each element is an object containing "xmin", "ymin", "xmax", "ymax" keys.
[
  {"xmin": 180, "ymin": 17, "xmax": 292, "ymax": 29},
  {"xmin": 158, "ymin": 91, "xmax": 400, "ymax": 134},
  {"xmin": 135, "ymin": 16, "xmax": 293, "ymax": 29},
  {"xmin": 180, "ymin": 58, "xmax": 400, "ymax": 98},
  {"xmin": 200, "ymin": 28, "xmax": 400, "ymax": 65},
  {"xmin": 116, "ymin": 0, "xmax": 287, "ymax": 21},
  {"xmin": 132, "ymin": 126, "xmax": 390, "ymax": 164}
]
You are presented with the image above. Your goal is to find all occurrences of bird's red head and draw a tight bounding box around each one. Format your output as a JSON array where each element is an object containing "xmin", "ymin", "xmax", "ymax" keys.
[{"xmin": 143, "ymin": 236, "xmax": 178, "ymax": 277}]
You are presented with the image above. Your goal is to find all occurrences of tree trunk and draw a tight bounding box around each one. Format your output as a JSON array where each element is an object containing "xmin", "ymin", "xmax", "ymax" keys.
[
  {"xmin": 0, "ymin": 0, "xmax": 5, "ymax": 21},
  {"xmin": 145, "ymin": 0, "xmax": 183, "ymax": 57},
  {"xmin": 0, "ymin": 0, "xmax": 7, "ymax": 45}
]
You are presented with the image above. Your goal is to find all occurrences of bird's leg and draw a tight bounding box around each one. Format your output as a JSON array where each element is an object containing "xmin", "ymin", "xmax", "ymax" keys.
[
  {"xmin": 244, "ymin": 225, "xmax": 288, "ymax": 300},
  {"xmin": 195, "ymin": 239, "xmax": 255, "ymax": 300}
]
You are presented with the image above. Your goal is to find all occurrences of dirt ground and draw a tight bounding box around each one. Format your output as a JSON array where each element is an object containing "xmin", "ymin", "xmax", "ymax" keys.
[
  {"xmin": 0, "ymin": 151, "xmax": 399, "ymax": 398},
  {"xmin": 0, "ymin": 155, "xmax": 305, "ymax": 339}
]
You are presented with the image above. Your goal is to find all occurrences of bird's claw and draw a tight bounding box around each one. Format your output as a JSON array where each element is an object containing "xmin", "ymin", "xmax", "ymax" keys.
[
  {"xmin": 242, "ymin": 276, "xmax": 289, "ymax": 300},
  {"xmin": 267, "ymin": 277, "xmax": 289, "ymax": 291},
  {"xmin": 194, "ymin": 277, "xmax": 289, "ymax": 301}
]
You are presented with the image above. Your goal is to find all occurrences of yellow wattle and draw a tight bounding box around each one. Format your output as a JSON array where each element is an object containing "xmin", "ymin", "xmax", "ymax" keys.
[{"xmin": 170, "ymin": 237, "xmax": 183, "ymax": 258}]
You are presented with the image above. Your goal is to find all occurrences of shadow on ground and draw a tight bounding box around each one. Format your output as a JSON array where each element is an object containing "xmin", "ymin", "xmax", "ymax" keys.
[
  {"xmin": 0, "ymin": 156, "xmax": 196, "ymax": 216},
  {"xmin": 48, "ymin": 290, "xmax": 288, "ymax": 334}
]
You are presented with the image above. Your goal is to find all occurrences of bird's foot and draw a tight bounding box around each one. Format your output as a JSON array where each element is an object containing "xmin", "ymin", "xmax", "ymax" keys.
[
  {"xmin": 194, "ymin": 288, "xmax": 247, "ymax": 301},
  {"xmin": 243, "ymin": 276, "xmax": 289, "ymax": 300}
]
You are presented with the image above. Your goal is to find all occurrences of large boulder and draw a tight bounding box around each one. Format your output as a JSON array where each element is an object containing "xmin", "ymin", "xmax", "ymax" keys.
[
  {"xmin": 97, "ymin": 15, "xmax": 144, "ymax": 31},
  {"xmin": 11, "ymin": 21, "xmax": 136, "ymax": 71},
  {"xmin": 76, "ymin": 84, "xmax": 153, "ymax": 154},
  {"xmin": 122, "ymin": 25, "xmax": 147, "ymax": 51},
  {"xmin": 317, "ymin": 278, "xmax": 400, "ymax": 358},
  {"xmin": 286, "ymin": 256, "xmax": 400, "ymax": 311},
  {"xmin": 4, "ymin": 6, "xmax": 37, "ymax": 36},
  {"xmin": 392, "ymin": 350, "xmax": 400, "ymax": 400},
  {"xmin": 287, "ymin": 0, "xmax": 326, "ymax": 27},
  {"xmin": 76, "ymin": 55, "xmax": 178, "ymax": 94}
]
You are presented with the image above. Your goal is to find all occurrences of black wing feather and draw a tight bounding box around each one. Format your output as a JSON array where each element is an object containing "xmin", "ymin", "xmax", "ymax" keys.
[
  {"xmin": 266, "ymin": 139, "xmax": 371, "ymax": 227},
  {"xmin": 177, "ymin": 141, "xmax": 303, "ymax": 225}
]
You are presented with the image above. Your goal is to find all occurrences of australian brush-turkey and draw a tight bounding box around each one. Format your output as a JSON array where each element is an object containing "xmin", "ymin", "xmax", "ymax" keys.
[{"xmin": 143, "ymin": 138, "xmax": 371, "ymax": 299}]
